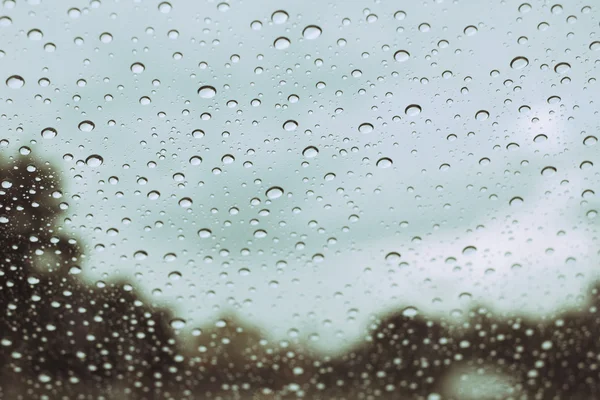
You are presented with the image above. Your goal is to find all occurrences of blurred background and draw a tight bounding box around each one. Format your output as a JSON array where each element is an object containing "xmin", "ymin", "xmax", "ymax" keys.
[{"xmin": 1, "ymin": 0, "xmax": 599, "ymax": 398}]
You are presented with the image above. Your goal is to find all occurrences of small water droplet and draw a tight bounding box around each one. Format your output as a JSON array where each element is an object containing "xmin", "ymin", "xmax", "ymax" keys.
[
  {"xmin": 402, "ymin": 307, "xmax": 418, "ymax": 317},
  {"xmin": 170, "ymin": 318, "xmax": 186, "ymax": 329},
  {"xmin": 583, "ymin": 136, "xmax": 598, "ymax": 146},
  {"xmin": 274, "ymin": 37, "xmax": 291, "ymax": 50}
]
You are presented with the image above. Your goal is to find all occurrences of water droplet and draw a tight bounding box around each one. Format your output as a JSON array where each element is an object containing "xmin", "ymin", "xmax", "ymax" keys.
[
  {"xmin": 27, "ymin": 29, "xmax": 43, "ymax": 40},
  {"xmin": 376, "ymin": 157, "xmax": 393, "ymax": 168},
  {"xmin": 189, "ymin": 156, "xmax": 202, "ymax": 165},
  {"xmin": 475, "ymin": 110, "xmax": 489, "ymax": 121},
  {"xmin": 541, "ymin": 166, "xmax": 556, "ymax": 176},
  {"xmin": 158, "ymin": 2, "xmax": 172, "ymax": 13},
  {"xmin": 6, "ymin": 75, "xmax": 24, "ymax": 89},
  {"xmin": 402, "ymin": 307, "xmax": 418, "ymax": 317},
  {"xmin": 130, "ymin": 62, "xmax": 145, "ymax": 73},
  {"xmin": 100, "ymin": 32, "xmax": 113, "ymax": 43},
  {"xmin": 385, "ymin": 252, "xmax": 401, "ymax": 263},
  {"xmin": 67, "ymin": 8, "xmax": 81, "ymax": 18},
  {"xmin": 590, "ymin": 41, "xmax": 600, "ymax": 51},
  {"xmin": 462, "ymin": 246, "xmax": 477, "ymax": 255},
  {"xmin": 41, "ymin": 127, "xmax": 57, "ymax": 139},
  {"xmin": 254, "ymin": 229, "xmax": 267, "ymax": 238},
  {"xmin": 274, "ymin": 36, "xmax": 291, "ymax": 50},
  {"xmin": 534, "ymin": 134, "xmax": 548, "ymax": 143},
  {"xmin": 0, "ymin": 16, "xmax": 12, "ymax": 26},
  {"xmin": 394, "ymin": 11, "xmax": 406, "ymax": 20},
  {"xmin": 170, "ymin": 318, "xmax": 186, "ymax": 329},
  {"xmin": 358, "ymin": 123, "xmax": 374, "ymax": 133},
  {"xmin": 198, "ymin": 85, "xmax": 217, "ymax": 98},
  {"xmin": 85, "ymin": 155, "xmax": 103, "ymax": 167},
  {"xmin": 266, "ymin": 186, "xmax": 284, "ymax": 199},
  {"xmin": 78, "ymin": 120, "xmax": 95, "ymax": 132},
  {"xmin": 418, "ymin": 23, "xmax": 431, "ymax": 32},
  {"xmin": 302, "ymin": 146, "xmax": 319, "ymax": 158},
  {"xmin": 519, "ymin": 3, "xmax": 532, "ymax": 13},
  {"xmin": 272, "ymin": 10, "xmax": 288, "ymax": 24},
  {"xmin": 179, "ymin": 197, "xmax": 192, "ymax": 208},
  {"xmin": 394, "ymin": 50, "xmax": 410, "ymax": 62},
  {"xmin": 464, "ymin": 25, "xmax": 478, "ymax": 36},
  {"xmin": 510, "ymin": 56, "xmax": 529, "ymax": 69},
  {"xmin": 554, "ymin": 62, "xmax": 571, "ymax": 74},
  {"xmin": 405, "ymin": 104, "xmax": 421, "ymax": 116},
  {"xmin": 283, "ymin": 120, "xmax": 298, "ymax": 131},
  {"xmin": 583, "ymin": 136, "xmax": 598, "ymax": 146},
  {"xmin": 134, "ymin": 250, "xmax": 148, "ymax": 260},
  {"xmin": 302, "ymin": 25, "xmax": 322, "ymax": 39},
  {"xmin": 198, "ymin": 228, "xmax": 212, "ymax": 238},
  {"xmin": 509, "ymin": 196, "xmax": 524, "ymax": 206},
  {"xmin": 587, "ymin": 210, "xmax": 598, "ymax": 219},
  {"xmin": 147, "ymin": 190, "xmax": 160, "ymax": 200}
]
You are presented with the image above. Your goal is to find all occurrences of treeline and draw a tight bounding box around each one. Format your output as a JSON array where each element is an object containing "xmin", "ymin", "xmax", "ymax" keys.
[{"xmin": 1, "ymin": 156, "xmax": 598, "ymax": 399}]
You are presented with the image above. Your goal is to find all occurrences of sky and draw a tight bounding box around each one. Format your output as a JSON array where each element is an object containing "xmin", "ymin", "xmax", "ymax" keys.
[{"xmin": 1, "ymin": 0, "xmax": 599, "ymax": 354}]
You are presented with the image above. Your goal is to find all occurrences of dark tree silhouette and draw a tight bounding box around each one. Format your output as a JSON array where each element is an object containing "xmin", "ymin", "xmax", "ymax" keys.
[{"xmin": 2, "ymin": 155, "xmax": 600, "ymax": 400}]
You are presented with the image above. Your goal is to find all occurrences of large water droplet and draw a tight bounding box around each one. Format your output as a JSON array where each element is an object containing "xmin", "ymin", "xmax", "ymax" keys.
[
  {"xmin": 583, "ymin": 136, "xmax": 597, "ymax": 146},
  {"xmin": 302, "ymin": 25, "xmax": 322, "ymax": 39},
  {"xmin": 510, "ymin": 56, "xmax": 529, "ymax": 69},
  {"xmin": 274, "ymin": 37, "xmax": 291, "ymax": 50},
  {"xmin": 358, "ymin": 123, "xmax": 374, "ymax": 133},
  {"xmin": 86, "ymin": 155, "xmax": 103, "ymax": 167},
  {"xmin": 283, "ymin": 120, "xmax": 298, "ymax": 131},
  {"xmin": 6, "ymin": 75, "xmax": 24, "ymax": 89},
  {"xmin": 271, "ymin": 10, "xmax": 289, "ymax": 24},
  {"xmin": 198, "ymin": 85, "xmax": 217, "ymax": 98},
  {"xmin": 394, "ymin": 50, "xmax": 410, "ymax": 62},
  {"xmin": 78, "ymin": 120, "xmax": 95, "ymax": 132},
  {"xmin": 130, "ymin": 62, "xmax": 145, "ymax": 73},
  {"xmin": 302, "ymin": 146, "xmax": 319, "ymax": 158},
  {"xmin": 405, "ymin": 104, "xmax": 422, "ymax": 116},
  {"xmin": 475, "ymin": 110, "xmax": 489, "ymax": 121},
  {"xmin": 554, "ymin": 62, "xmax": 571, "ymax": 74},
  {"xmin": 376, "ymin": 157, "xmax": 393, "ymax": 168},
  {"xmin": 266, "ymin": 186, "xmax": 284, "ymax": 199},
  {"xmin": 509, "ymin": 196, "xmax": 524, "ymax": 206},
  {"xmin": 198, "ymin": 228, "xmax": 212, "ymax": 238},
  {"xmin": 41, "ymin": 127, "xmax": 57, "ymax": 139}
]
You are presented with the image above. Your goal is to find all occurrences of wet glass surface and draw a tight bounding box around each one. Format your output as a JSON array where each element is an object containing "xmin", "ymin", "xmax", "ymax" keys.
[{"xmin": 1, "ymin": 0, "xmax": 600, "ymax": 399}]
